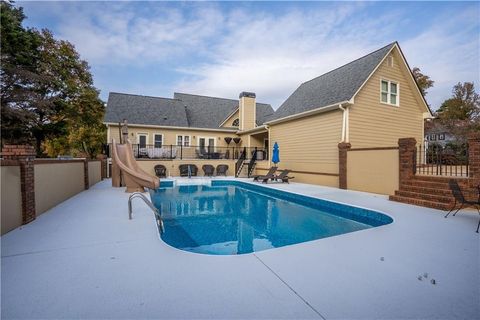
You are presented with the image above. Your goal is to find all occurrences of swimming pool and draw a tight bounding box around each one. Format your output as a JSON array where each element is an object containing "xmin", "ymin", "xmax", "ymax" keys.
[{"xmin": 149, "ymin": 181, "xmax": 393, "ymax": 255}]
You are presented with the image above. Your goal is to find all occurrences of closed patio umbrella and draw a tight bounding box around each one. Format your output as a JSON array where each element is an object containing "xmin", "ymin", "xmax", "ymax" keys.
[{"xmin": 272, "ymin": 142, "xmax": 280, "ymax": 164}]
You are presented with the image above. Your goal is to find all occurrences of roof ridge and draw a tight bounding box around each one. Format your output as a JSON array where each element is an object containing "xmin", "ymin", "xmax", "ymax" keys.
[
  {"xmin": 110, "ymin": 92, "xmax": 182, "ymax": 102},
  {"xmin": 174, "ymin": 92, "xmax": 271, "ymax": 106},
  {"xmin": 174, "ymin": 92, "xmax": 239, "ymax": 102},
  {"xmin": 301, "ymin": 41, "xmax": 396, "ymax": 86}
]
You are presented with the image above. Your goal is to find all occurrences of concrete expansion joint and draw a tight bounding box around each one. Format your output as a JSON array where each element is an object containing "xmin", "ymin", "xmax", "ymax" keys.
[{"xmin": 253, "ymin": 254, "xmax": 327, "ymax": 320}]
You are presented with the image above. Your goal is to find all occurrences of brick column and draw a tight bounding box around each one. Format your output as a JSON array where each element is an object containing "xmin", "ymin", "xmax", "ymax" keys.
[
  {"xmin": 83, "ymin": 159, "xmax": 89, "ymax": 190},
  {"xmin": 398, "ymin": 138, "xmax": 417, "ymax": 185},
  {"xmin": 98, "ymin": 155, "xmax": 107, "ymax": 179},
  {"xmin": 1, "ymin": 145, "xmax": 36, "ymax": 224},
  {"xmin": 338, "ymin": 142, "xmax": 351, "ymax": 189},
  {"xmin": 468, "ymin": 133, "xmax": 480, "ymax": 195}
]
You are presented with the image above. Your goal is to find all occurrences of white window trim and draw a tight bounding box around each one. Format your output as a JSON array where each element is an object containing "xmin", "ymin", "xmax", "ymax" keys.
[
  {"xmin": 380, "ymin": 79, "xmax": 400, "ymax": 107},
  {"xmin": 153, "ymin": 133, "xmax": 163, "ymax": 148},
  {"xmin": 176, "ymin": 134, "xmax": 191, "ymax": 147},
  {"xmin": 136, "ymin": 133, "xmax": 149, "ymax": 146}
]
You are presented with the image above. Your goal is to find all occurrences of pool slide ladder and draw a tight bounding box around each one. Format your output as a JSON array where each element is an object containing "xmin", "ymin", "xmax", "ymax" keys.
[{"xmin": 128, "ymin": 192, "xmax": 164, "ymax": 232}]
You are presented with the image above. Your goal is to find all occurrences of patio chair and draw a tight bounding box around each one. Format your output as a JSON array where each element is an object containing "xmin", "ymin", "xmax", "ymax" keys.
[
  {"xmin": 273, "ymin": 169, "xmax": 295, "ymax": 183},
  {"xmin": 445, "ymin": 179, "xmax": 480, "ymax": 233},
  {"xmin": 179, "ymin": 164, "xmax": 198, "ymax": 177},
  {"xmin": 216, "ymin": 164, "xmax": 229, "ymax": 176},
  {"xmin": 253, "ymin": 166, "xmax": 278, "ymax": 183},
  {"xmin": 154, "ymin": 164, "xmax": 167, "ymax": 178},
  {"xmin": 202, "ymin": 164, "xmax": 215, "ymax": 176}
]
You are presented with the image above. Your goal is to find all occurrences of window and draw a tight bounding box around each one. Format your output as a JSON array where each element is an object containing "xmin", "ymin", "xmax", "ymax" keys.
[
  {"xmin": 177, "ymin": 135, "xmax": 190, "ymax": 147},
  {"xmin": 154, "ymin": 134, "xmax": 163, "ymax": 148},
  {"xmin": 381, "ymin": 80, "xmax": 399, "ymax": 106},
  {"xmin": 430, "ymin": 134, "xmax": 437, "ymax": 141},
  {"xmin": 232, "ymin": 118, "xmax": 239, "ymax": 127},
  {"xmin": 439, "ymin": 134, "xmax": 445, "ymax": 140}
]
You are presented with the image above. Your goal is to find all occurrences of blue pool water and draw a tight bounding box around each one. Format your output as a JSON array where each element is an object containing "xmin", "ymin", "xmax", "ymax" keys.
[{"xmin": 149, "ymin": 181, "xmax": 392, "ymax": 255}]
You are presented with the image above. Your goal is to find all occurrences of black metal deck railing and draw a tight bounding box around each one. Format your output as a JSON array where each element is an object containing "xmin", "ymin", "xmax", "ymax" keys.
[
  {"xmin": 107, "ymin": 144, "xmax": 268, "ymax": 161},
  {"xmin": 415, "ymin": 143, "xmax": 469, "ymax": 177}
]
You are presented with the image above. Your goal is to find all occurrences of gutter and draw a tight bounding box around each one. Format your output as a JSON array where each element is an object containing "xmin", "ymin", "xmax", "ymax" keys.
[
  {"xmin": 103, "ymin": 122, "xmax": 238, "ymax": 133},
  {"xmin": 236, "ymin": 125, "xmax": 268, "ymax": 135}
]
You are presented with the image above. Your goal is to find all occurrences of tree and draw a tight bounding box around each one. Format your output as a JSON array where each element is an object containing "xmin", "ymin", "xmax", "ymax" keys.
[
  {"xmin": 412, "ymin": 67, "xmax": 434, "ymax": 96},
  {"xmin": 0, "ymin": 1, "xmax": 41, "ymax": 144},
  {"xmin": 0, "ymin": 2, "xmax": 106, "ymax": 157},
  {"xmin": 437, "ymin": 82, "xmax": 479, "ymax": 121},
  {"xmin": 437, "ymin": 82, "xmax": 480, "ymax": 141}
]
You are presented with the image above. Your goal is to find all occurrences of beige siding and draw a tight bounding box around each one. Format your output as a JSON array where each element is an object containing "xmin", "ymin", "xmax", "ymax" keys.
[
  {"xmin": 347, "ymin": 149, "xmax": 399, "ymax": 195},
  {"xmin": 1, "ymin": 165, "xmax": 23, "ymax": 235},
  {"xmin": 268, "ymin": 110, "xmax": 342, "ymax": 187},
  {"xmin": 88, "ymin": 161, "xmax": 102, "ymax": 187},
  {"xmin": 35, "ymin": 162, "xmax": 85, "ymax": 215},
  {"xmin": 108, "ymin": 126, "xmax": 241, "ymax": 147},
  {"xmin": 220, "ymin": 109, "xmax": 239, "ymax": 128},
  {"xmin": 349, "ymin": 47, "xmax": 424, "ymax": 148},
  {"xmin": 136, "ymin": 159, "xmax": 236, "ymax": 177}
]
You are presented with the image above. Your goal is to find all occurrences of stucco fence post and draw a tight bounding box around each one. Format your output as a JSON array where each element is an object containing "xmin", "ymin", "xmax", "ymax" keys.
[
  {"xmin": 1, "ymin": 145, "xmax": 36, "ymax": 224},
  {"xmin": 398, "ymin": 138, "xmax": 417, "ymax": 186},
  {"xmin": 338, "ymin": 142, "xmax": 351, "ymax": 189}
]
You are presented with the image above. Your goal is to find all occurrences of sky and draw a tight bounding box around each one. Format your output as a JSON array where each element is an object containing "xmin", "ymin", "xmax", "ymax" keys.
[{"xmin": 19, "ymin": 1, "xmax": 480, "ymax": 110}]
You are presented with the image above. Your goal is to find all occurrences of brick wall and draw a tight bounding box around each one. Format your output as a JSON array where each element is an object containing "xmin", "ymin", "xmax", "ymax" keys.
[
  {"xmin": 2, "ymin": 145, "xmax": 36, "ymax": 224},
  {"xmin": 398, "ymin": 138, "xmax": 417, "ymax": 185}
]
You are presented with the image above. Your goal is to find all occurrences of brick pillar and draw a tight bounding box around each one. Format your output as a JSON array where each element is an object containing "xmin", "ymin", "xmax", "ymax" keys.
[
  {"xmin": 468, "ymin": 133, "xmax": 480, "ymax": 195},
  {"xmin": 338, "ymin": 142, "xmax": 351, "ymax": 189},
  {"xmin": 1, "ymin": 145, "xmax": 36, "ymax": 224},
  {"xmin": 83, "ymin": 159, "xmax": 89, "ymax": 190},
  {"xmin": 398, "ymin": 138, "xmax": 417, "ymax": 185},
  {"xmin": 98, "ymin": 155, "xmax": 107, "ymax": 179}
]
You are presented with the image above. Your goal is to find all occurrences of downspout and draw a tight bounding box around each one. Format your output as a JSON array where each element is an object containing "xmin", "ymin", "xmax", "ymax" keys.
[{"xmin": 339, "ymin": 104, "xmax": 346, "ymax": 142}]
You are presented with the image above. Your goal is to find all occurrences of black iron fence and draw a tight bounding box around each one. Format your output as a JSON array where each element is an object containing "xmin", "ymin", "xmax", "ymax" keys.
[
  {"xmin": 107, "ymin": 144, "xmax": 268, "ymax": 161},
  {"xmin": 415, "ymin": 143, "xmax": 469, "ymax": 177}
]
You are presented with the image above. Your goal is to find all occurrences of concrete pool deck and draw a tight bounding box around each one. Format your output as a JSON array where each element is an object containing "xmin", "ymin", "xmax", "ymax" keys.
[{"xmin": 1, "ymin": 179, "xmax": 479, "ymax": 319}]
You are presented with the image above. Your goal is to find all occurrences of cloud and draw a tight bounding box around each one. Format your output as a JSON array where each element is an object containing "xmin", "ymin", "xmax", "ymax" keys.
[{"xmin": 20, "ymin": 1, "xmax": 480, "ymax": 110}]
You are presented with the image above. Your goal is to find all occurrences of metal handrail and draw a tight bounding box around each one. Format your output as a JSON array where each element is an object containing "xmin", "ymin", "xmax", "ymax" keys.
[{"xmin": 128, "ymin": 192, "xmax": 164, "ymax": 232}]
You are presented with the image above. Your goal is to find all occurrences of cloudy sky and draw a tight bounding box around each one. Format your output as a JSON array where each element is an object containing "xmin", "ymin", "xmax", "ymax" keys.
[{"xmin": 19, "ymin": 1, "xmax": 480, "ymax": 110}]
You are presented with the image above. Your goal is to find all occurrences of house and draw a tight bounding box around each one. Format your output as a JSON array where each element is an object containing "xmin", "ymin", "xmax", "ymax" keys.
[
  {"xmin": 104, "ymin": 41, "xmax": 432, "ymax": 194},
  {"xmin": 424, "ymin": 119, "xmax": 457, "ymax": 147}
]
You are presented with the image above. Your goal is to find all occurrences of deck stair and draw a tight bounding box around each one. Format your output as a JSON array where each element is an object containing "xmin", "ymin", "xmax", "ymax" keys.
[
  {"xmin": 389, "ymin": 176, "xmax": 468, "ymax": 211},
  {"xmin": 235, "ymin": 160, "xmax": 248, "ymax": 177}
]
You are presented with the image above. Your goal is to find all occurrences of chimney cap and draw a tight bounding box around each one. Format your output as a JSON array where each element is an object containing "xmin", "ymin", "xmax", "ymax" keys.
[{"xmin": 239, "ymin": 92, "xmax": 256, "ymax": 99}]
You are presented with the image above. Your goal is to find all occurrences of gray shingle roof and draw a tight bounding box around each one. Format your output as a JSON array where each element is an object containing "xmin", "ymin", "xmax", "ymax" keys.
[
  {"xmin": 105, "ymin": 92, "xmax": 274, "ymax": 129},
  {"xmin": 269, "ymin": 42, "xmax": 396, "ymax": 121},
  {"xmin": 174, "ymin": 92, "xmax": 273, "ymax": 128},
  {"xmin": 105, "ymin": 93, "xmax": 189, "ymax": 127}
]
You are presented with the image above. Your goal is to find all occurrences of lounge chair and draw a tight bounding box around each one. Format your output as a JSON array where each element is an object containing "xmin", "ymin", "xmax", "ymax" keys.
[
  {"xmin": 216, "ymin": 164, "xmax": 229, "ymax": 176},
  {"xmin": 445, "ymin": 179, "xmax": 480, "ymax": 233},
  {"xmin": 253, "ymin": 166, "xmax": 277, "ymax": 183},
  {"xmin": 154, "ymin": 164, "xmax": 167, "ymax": 178},
  {"xmin": 273, "ymin": 169, "xmax": 294, "ymax": 183},
  {"xmin": 202, "ymin": 164, "xmax": 215, "ymax": 176},
  {"xmin": 179, "ymin": 164, "xmax": 198, "ymax": 177}
]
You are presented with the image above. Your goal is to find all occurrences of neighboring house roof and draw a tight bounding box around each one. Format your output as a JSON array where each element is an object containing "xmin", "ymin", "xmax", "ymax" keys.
[
  {"xmin": 104, "ymin": 93, "xmax": 189, "ymax": 127},
  {"xmin": 269, "ymin": 42, "xmax": 397, "ymax": 121},
  {"xmin": 105, "ymin": 92, "xmax": 274, "ymax": 130}
]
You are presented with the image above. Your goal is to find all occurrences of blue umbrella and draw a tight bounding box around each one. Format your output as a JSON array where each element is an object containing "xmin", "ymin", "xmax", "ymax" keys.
[{"xmin": 272, "ymin": 142, "xmax": 280, "ymax": 164}]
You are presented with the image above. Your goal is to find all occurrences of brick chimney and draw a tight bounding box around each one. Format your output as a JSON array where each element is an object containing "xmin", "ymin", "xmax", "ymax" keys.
[{"xmin": 239, "ymin": 92, "xmax": 256, "ymax": 131}]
